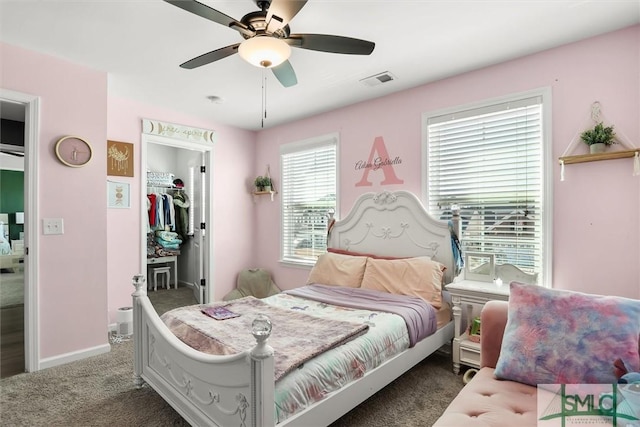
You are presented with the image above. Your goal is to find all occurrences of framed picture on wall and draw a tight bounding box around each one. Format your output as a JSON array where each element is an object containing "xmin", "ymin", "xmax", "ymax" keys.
[
  {"xmin": 107, "ymin": 181, "xmax": 130, "ymax": 209},
  {"xmin": 107, "ymin": 140, "xmax": 134, "ymax": 177}
]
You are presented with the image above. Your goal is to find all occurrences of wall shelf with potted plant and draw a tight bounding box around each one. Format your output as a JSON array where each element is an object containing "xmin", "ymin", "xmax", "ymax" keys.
[
  {"xmin": 252, "ymin": 170, "xmax": 277, "ymax": 201},
  {"xmin": 558, "ymin": 148, "xmax": 640, "ymax": 165},
  {"xmin": 558, "ymin": 102, "xmax": 639, "ymax": 180}
]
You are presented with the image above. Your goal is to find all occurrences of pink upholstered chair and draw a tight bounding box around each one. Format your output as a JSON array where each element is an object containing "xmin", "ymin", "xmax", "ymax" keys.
[{"xmin": 433, "ymin": 300, "xmax": 539, "ymax": 426}]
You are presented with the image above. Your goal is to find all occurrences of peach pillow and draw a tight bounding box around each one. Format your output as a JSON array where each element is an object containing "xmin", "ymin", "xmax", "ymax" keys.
[
  {"xmin": 360, "ymin": 257, "xmax": 445, "ymax": 308},
  {"xmin": 327, "ymin": 247, "xmax": 408, "ymax": 260},
  {"xmin": 307, "ymin": 252, "xmax": 368, "ymax": 288}
]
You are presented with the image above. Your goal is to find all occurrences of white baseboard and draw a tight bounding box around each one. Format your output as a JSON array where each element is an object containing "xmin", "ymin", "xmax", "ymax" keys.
[{"xmin": 38, "ymin": 343, "xmax": 111, "ymax": 371}]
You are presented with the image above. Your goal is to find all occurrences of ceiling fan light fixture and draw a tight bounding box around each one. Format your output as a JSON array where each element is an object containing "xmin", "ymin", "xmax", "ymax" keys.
[{"xmin": 238, "ymin": 36, "xmax": 291, "ymax": 68}]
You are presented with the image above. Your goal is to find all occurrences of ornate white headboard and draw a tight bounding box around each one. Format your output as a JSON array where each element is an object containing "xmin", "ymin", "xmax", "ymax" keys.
[{"xmin": 328, "ymin": 190, "xmax": 459, "ymax": 284}]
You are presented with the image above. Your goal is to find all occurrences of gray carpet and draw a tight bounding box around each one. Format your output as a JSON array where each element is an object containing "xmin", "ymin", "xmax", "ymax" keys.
[
  {"xmin": 0, "ymin": 288, "xmax": 466, "ymax": 426},
  {"xmin": 0, "ymin": 271, "xmax": 23, "ymax": 308},
  {"xmin": 147, "ymin": 285, "xmax": 198, "ymax": 315}
]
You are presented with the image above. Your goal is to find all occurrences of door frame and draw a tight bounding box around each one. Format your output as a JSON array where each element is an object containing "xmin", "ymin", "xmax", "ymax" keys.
[
  {"xmin": 0, "ymin": 88, "xmax": 40, "ymax": 372},
  {"xmin": 140, "ymin": 119, "xmax": 215, "ymax": 303}
]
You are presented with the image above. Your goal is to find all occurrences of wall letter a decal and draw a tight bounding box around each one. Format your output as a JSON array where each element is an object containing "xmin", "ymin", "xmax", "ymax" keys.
[{"xmin": 355, "ymin": 136, "xmax": 404, "ymax": 187}]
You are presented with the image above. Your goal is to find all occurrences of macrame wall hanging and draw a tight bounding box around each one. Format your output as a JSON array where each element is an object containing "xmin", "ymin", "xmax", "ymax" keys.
[
  {"xmin": 264, "ymin": 164, "xmax": 277, "ymax": 194},
  {"xmin": 558, "ymin": 101, "xmax": 640, "ymax": 181}
]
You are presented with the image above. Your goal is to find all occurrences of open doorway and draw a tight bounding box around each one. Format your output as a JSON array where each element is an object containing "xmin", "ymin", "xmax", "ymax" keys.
[
  {"xmin": 0, "ymin": 89, "xmax": 40, "ymax": 377},
  {"xmin": 140, "ymin": 119, "xmax": 214, "ymax": 310},
  {"xmin": 0, "ymin": 101, "xmax": 26, "ymax": 378}
]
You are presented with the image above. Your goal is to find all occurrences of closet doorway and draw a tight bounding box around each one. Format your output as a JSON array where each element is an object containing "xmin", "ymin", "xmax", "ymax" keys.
[{"xmin": 141, "ymin": 120, "xmax": 214, "ymax": 305}]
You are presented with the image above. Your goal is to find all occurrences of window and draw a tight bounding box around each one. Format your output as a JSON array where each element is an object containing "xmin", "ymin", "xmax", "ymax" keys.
[
  {"xmin": 280, "ymin": 133, "xmax": 338, "ymax": 266},
  {"xmin": 423, "ymin": 90, "xmax": 551, "ymax": 285}
]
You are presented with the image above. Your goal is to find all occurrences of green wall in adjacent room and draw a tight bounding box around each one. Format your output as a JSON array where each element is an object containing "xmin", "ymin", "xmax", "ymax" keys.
[{"xmin": 0, "ymin": 169, "xmax": 25, "ymax": 241}]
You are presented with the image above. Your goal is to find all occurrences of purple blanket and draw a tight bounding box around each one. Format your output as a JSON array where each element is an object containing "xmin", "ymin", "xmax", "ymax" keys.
[{"xmin": 286, "ymin": 284, "xmax": 437, "ymax": 347}]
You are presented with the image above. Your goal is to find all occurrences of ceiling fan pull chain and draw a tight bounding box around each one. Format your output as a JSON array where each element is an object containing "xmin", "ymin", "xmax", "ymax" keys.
[
  {"xmin": 260, "ymin": 69, "xmax": 269, "ymax": 128},
  {"xmin": 261, "ymin": 69, "xmax": 266, "ymax": 128}
]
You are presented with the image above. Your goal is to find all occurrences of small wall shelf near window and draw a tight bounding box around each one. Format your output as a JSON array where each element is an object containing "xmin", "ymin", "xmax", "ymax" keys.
[
  {"xmin": 252, "ymin": 165, "xmax": 278, "ymax": 202},
  {"xmin": 558, "ymin": 102, "xmax": 640, "ymax": 180},
  {"xmin": 558, "ymin": 149, "xmax": 640, "ymax": 165},
  {"xmin": 252, "ymin": 190, "xmax": 277, "ymax": 202}
]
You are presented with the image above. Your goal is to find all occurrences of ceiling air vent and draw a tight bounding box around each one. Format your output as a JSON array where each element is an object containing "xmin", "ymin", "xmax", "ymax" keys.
[{"xmin": 360, "ymin": 71, "xmax": 397, "ymax": 87}]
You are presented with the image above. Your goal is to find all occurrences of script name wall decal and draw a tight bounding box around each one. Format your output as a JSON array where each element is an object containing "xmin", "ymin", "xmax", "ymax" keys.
[{"xmin": 355, "ymin": 136, "xmax": 404, "ymax": 187}]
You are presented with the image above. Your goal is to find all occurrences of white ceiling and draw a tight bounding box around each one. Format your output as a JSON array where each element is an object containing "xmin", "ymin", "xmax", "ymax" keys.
[
  {"xmin": 1, "ymin": 1, "xmax": 638, "ymax": 131},
  {"xmin": 0, "ymin": 101, "xmax": 25, "ymax": 122}
]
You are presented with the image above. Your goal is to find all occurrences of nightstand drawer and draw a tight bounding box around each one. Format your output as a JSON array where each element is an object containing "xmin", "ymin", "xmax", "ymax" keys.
[{"xmin": 460, "ymin": 341, "xmax": 481, "ymax": 367}]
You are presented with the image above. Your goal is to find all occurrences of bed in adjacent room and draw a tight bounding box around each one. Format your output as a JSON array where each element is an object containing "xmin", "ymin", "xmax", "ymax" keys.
[
  {"xmin": 0, "ymin": 226, "xmax": 23, "ymax": 273},
  {"xmin": 132, "ymin": 190, "xmax": 460, "ymax": 426}
]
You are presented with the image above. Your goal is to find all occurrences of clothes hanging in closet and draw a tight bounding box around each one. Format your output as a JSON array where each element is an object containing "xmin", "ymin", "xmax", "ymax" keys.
[
  {"xmin": 147, "ymin": 193, "xmax": 176, "ymax": 232},
  {"xmin": 172, "ymin": 190, "xmax": 190, "ymax": 243},
  {"xmin": 147, "ymin": 191, "xmax": 181, "ymax": 258}
]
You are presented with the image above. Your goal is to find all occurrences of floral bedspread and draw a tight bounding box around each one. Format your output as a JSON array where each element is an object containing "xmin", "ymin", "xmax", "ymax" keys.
[{"xmin": 265, "ymin": 293, "xmax": 410, "ymax": 423}]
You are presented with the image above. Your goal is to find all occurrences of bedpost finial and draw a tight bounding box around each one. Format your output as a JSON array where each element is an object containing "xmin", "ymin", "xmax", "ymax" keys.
[
  {"xmin": 132, "ymin": 274, "xmax": 146, "ymax": 295},
  {"xmin": 251, "ymin": 314, "xmax": 274, "ymax": 359},
  {"xmin": 252, "ymin": 314, "xmax": 272, "ymax": 339}
]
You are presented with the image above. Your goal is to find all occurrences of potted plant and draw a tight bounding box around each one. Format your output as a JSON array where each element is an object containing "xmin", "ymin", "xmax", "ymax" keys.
[
  {"xmin": 580, "ymin": 122, "xmax": 616, "ymax": 154},
  {"xmin": 262, "ymin": 176, "xmax": 272, "ymax": 192},
  {"xmin": 254, "ymin": 176, "xmax": 272, "ymax": 192},
  {"xmin": 254, "ymin": 176, "xmax": 265, "ymax": 192}
]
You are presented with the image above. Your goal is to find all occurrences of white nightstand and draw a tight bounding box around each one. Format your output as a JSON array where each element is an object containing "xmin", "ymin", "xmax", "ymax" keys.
[{"xmin": 445, "ymin": 279, "xmax": 510, "ymax": 374}]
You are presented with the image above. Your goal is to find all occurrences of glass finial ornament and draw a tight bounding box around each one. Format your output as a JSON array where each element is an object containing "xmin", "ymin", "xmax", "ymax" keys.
[
  {"xmin": 251, "ymin": 314, "xmax": 273, "ymax": 359},
  {"xmin": 252, "ymin": 314, "xmax": 272, "ymax": 339}
]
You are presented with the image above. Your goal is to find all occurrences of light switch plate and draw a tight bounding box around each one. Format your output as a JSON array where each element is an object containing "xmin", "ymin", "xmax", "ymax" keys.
[{"xmin": 43, "ymin": 218, "xmax": 64, "ymax": 235}]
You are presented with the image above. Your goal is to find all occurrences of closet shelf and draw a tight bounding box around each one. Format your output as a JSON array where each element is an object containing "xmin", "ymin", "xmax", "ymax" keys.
[{"xmin": 558, "ymin": 149, "xmax": 640, "ymax": 165}]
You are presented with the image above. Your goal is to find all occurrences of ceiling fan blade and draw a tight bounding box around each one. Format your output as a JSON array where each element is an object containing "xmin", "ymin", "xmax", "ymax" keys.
[
  {"xmin": 164, "ymin": 0, "xmax": 252, "ymax": 35},
  {"xmin": 286, "ymin": 34, "xmax": 375, "ymax": 55},
  {"xmin": 266, "ymin": 0, "xmax": 308, "ymax": 33},
  {"xmin": 180, "ymin": 43, "xmax": 240, "ymax": 69},
  {"xmin": 271, "ymin": 60, "xmax": 297, "ymax": 87}
]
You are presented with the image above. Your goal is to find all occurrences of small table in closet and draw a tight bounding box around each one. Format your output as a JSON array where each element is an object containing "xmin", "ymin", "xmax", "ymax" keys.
[{"xmin": 147, "ymin": 255, "xmax": 178, "ymax": 289}]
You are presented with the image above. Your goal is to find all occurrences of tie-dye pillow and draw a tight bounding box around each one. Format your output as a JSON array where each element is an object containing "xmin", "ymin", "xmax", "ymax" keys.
[{"xmin": 494, "ymin": 282, "xmax": 640, "ymax": 386}]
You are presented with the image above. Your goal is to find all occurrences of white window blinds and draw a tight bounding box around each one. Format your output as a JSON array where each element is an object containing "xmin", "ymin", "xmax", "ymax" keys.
[
  {"xmin": 426, "ymin": 96, "xmax": 544, "ymax": 277},
  {"xmin": 280, "ymin": 134, "xmax": 337, "ymax": 265}
]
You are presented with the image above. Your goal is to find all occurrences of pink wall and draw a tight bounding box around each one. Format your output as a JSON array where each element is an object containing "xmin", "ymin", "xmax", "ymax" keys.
[
  {"xmin": 2, "ymin": 24, "xmax": 638, "ymax": 366},
  {"xmin": 106, "ymin": 97, "xmax": 257, "ymax": 323},
  {"xmin": 1, "ymin": 43, "xmax": 109, "ymax": 358},
  {"xmin": 255, "ymin": 25, "xmax": 640, "ymax": 299},
  {"xmin": 2, "ymin": 42, "xmax": 257, "ymax": 365}
]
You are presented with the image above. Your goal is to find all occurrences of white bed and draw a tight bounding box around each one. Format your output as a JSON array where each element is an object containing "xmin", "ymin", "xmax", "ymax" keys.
[{"xmin": 132, "ymin": 190, "xmax": 460, "ymax": 426}]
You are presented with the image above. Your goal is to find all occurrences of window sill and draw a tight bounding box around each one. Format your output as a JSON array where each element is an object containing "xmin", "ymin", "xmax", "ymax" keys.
[{"xmin": 279, "ymin": 259, "xmax": 315, "ymax": 269}]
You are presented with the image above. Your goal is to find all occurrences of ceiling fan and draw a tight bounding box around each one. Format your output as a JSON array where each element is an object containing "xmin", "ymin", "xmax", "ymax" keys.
[{"xmin": 164, "ymin": 0, "xmax": 375, "ymax": 87}]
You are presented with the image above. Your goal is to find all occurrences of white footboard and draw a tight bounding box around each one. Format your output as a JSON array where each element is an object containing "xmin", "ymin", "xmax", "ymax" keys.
[
  {"xmin": 132, "ymin": 275, "xmax": 276, "ymax": 427},
  {"xmin": 132, "ymin": 273, "xmax": 454, "ymax": 426},
  {"xmin": 132, "ymin": 191, "xmax": 459, "ymax": 426}
]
